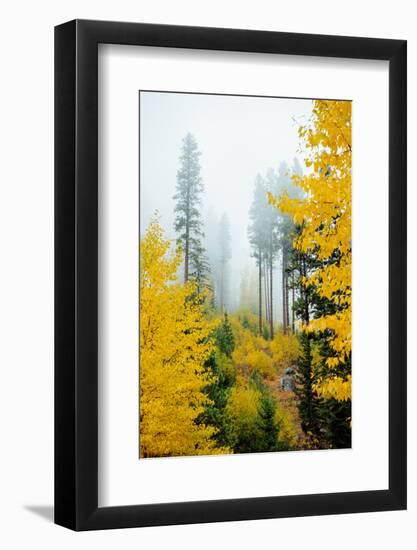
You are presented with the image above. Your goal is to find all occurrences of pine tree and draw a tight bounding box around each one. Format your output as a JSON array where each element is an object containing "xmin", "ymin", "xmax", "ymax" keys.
[
  {"xmin": 199, "ymin": 351, "xmax": 236, "ymax": 449},
  {"xmin": 264, "ymin": 169, "xmax": 281, "ymax": 338},
  {"xmin": 215, "ymin": 312, "xmax": 235, "ymax": 358},
  {"xmin": 173, "ymin": 133, "xmax": 209, "ymax": 291},
  {"xmin": 279, "ymin": 215, "xmax": 294, "ymax": 331},
  {"xmin": 258, "ymin": 394, "xmax": 290, "ymax": 452},
  {"xmin": 248, "ymin": 175, "xmax": 269, "ymax": 335},
  {"xmin": 294, "ymin": 331, "xmax": 320, "ymax": 437},
  {"xmin": 288, "ymin": 226, "xmax": 351, "ymax": 448},
  {"xmin": 269, "ymin": 160, "xmax": 304, "ymax": 332}
]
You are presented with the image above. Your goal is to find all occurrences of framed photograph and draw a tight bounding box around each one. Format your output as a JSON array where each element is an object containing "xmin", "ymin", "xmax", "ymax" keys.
[{"xmin": 55, "ymin": 20, "xmax": 406, "ymax": 530}]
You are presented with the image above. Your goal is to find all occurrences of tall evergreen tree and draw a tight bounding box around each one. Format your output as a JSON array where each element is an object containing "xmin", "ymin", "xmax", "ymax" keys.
[
  {"xmin": 248, "ymin": 175, "xmax": 269, "ymax": 335},
  {"xmin": 288, "ymin": 227, "xmax": 351, "ymax": 448},
  {"xmin": 264, "ymin": 169, "xmax": 281, "ymax": 338},
  {"xmin": 173, "ymin": 133, "xmax": 209, "ymax": 290},
  {"xmin": 279, "ymin": 215, "xmax": 293, "ymax": 331},
  {"xmin": 248, "ymin": 170, "xmax": 284, "ymax": 338},
  {"xmin": 275, "ymin": 160, "xmax": 304, "ymax": 331},
  {"xmin": 287, "ymin": 225, "xmax": 323, "ymax": 440}
]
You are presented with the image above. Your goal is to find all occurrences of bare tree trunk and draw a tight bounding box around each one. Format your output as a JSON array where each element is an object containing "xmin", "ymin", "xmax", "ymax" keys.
[
  {"xmin": 258, "ymin": 250, "xmax": 263, "ymax": 335},
  {"xmin": 285, "ymin": 268, "xmax": 290, "ymax": 331},
  {"xmin": 270, "ymin": 253, "xmax": 274, "ymax": 340},
  {"xmin": 291, "ymin": 271, "xmax": 295, "ymax": 333},
  {"xmin": 300, "ymin": 255, "xmax": 309, "ymax": 324},
  {"xmin": 282, "ymin": 255, "xmax": 285, "ymax": 332},
  {"xmin": 184, "ymin": 251, "xmax": 188, "ymax": 282},
  {"xmin": 264, "ymin": 259, "xmax": 270, "ymax": 326},
  {"xmin": 282, "ymin": 248, "xmax": 287, "ymax": 333}
]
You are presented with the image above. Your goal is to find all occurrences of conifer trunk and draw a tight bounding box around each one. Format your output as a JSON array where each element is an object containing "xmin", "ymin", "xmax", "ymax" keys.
[
  {"xmin": 303, "ymin": 257, "xmax": 309, "ymax": 324},
  {"xmin": 184, "ymin": 229, "xmax": 189, "ymax": 282},
  {"xmin": 258, "ymin": 249, "xmax": 263, "ymax": 335},
  {"xmin": 282, "ymin": 248, "xmax": 287, "ymax": 333},
  {"xmin": 264, "ymin": 259, "xmax": 270, "ymax": 326},
  {"xmin": 184, "ymin": 160, "xmax": 191, "ymax": 283},
  {"xmin": 285, "ymin": 272, "xmax": 290, "ymax": 330},
  {"xmin": 291, "ymin": 272, "xmax": 295, "ymax": 333},
  {"xmin": 270, "ymin": 252, "xmax": 274, "ymax": 340}
]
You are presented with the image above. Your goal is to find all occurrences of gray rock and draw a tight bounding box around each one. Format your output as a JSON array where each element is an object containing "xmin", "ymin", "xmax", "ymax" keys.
[{"xmin": 280, "ymin": 374, "xmax": 295, "ymax": 392}]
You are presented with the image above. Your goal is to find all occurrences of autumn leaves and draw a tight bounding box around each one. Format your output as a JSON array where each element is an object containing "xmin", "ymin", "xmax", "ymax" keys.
[
  {"xmin": 275, "ymin": 100, "xmax": 352, "ymax": 402},
  {"xmin": 140, "ymin": 219, "xmax": 223, "ymax": 457},
  {"xmin": 139, "ymin": 99, "xmax": 352, "ymax": 457}
]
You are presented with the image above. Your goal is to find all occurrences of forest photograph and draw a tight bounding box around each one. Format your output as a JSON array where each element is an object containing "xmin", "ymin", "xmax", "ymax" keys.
[{"xmin": 139, "ymin": 91, "xmax": 352, "ymax": 458}]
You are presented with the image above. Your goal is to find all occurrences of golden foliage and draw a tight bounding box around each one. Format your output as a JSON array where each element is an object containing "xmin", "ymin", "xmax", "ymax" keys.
[
  {"xmin": 231, "ymin": 324, "xmax": 275, "ymax": 379},
  {"xmin": 270, "ymin": 331, "xmax": 301, "ymax": 369},
  {"xmin": 226, "ymin": 385, "xmax": 261, "ymax": 424},
  {"xmin": 314, "ymin": 374, "xmax": 352, "ymax": 401},
  {"xmin": 215, "ymin": 350, "xmax": 237, "ymax": 386},
  {"xmin": 271, "ymin": 100, "xmax": 352, "ymax": 401},
  {"xmin": 246, "ymin": 350, "xmax": 275, "ymax": 379},
  {"xmin": 274, "ymin": 405, "xmax": 298, "ymax": 447},
  {"xmin": 230, "ymin": 315, "xmax": 301, "ymax": 380},
  {"xmin": 139, "ymin": 217, "xmax": 228, "ymax": 457},
  {"xmin": 225, "ymin": 384, "xmax": 262, "ymax": 442}
]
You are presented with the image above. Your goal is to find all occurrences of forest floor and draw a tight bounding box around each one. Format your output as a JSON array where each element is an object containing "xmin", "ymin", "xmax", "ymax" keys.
[
  {"xmin": 264, "ymin": 369, "xmax": 304, "ymax": 444},
  {"xmin": 218, "ymin": 312, "xmax": 305, "ymax": 451}
]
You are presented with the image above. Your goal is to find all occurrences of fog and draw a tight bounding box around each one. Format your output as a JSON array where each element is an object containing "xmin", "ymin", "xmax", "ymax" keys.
[{"xmin": 140, "ymin": 91, "xmax": 313, "ymax": 319}]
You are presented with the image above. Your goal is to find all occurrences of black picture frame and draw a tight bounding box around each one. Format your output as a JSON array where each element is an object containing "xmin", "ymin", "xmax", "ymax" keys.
[{"xmin": 55, "ymin": 19, "xmax": 407, "ymax": 531}]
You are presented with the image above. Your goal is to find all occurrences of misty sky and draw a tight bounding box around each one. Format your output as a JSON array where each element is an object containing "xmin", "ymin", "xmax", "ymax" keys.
[{"xmin": 139, "ymin": 91, "xmax": 313, "ymax": 312}]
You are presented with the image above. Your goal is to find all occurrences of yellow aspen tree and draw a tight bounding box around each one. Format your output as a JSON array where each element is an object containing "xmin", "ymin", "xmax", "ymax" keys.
[
  {"xmin": 140, "ymin": 217, "xmax": 228, "ymax": 457},
  {"xmin": 270, "ymin": 100, "xmax": 352, "ymax": 401}
]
